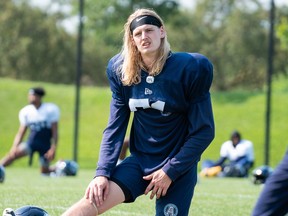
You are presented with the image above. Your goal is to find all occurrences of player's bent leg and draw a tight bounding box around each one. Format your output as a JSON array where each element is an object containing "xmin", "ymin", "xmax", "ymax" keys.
[
  {"xmin": 61, "ymin": 198, "xmax": 98, "ymax": 216},
  {"xmin": 62, "ymin": 180, "xmax": 125, "ymax": 216},
  {"xmin": 97, "ymin": 181, "xmax": 126, "ymax": 214},
  {"xmin": 0, "ymin": 146, "xmax": 28, "ymax": 167},
  {"xmin": 156, "ymin": 164, "xmax": 198, "ymax": 216}
]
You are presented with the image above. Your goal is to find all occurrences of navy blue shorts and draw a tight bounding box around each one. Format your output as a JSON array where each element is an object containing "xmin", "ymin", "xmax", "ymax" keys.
[
  {"xmin": 252, "ymin": 150, "xmax": 288, "ymax": 216},
  {"xmin": 110, "ymin": 155, "xmax": 198, "ymax": 216},
  {"xmin": 19, "ymin": 142, "xmax": 50, "ymax": 168}
]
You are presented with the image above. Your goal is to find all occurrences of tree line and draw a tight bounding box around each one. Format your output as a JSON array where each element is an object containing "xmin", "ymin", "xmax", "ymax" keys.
[{"xmin": 0, "ymin": 0, "xmax": 287, "ymax": 90}]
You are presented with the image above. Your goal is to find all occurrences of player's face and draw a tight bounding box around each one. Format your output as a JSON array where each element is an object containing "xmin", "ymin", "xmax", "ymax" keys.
[
  {"xmin": 28, "ymin": 93, "xmax": 41, "ymax": 105},
  {"xmin": 232, "ymin": 137, "xmax": 240, "ymax": 146},
  {"xmin": 132, "ymin": 24, "xmax": 165, "ymax": 57}
]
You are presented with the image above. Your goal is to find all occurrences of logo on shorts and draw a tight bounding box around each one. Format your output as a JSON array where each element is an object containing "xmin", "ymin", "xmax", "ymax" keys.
[{"xmin": 164, "ymin": 203, "xmax": 178, "ymax": 216}]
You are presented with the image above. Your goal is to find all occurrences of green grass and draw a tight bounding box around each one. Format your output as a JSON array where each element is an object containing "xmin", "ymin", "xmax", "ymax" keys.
[{"xmin": 0, "ymin": 167, "xmax": 263, "ymax": 216}]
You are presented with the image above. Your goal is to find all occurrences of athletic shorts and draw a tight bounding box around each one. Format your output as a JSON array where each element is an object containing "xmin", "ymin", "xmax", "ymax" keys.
[
  {"xmin": 110, "ymin": 155, "xmax": 198, "ymax": 216},
  {"xmin": 18, "ymin": 142, "xmax": 50, "ymax": 168}
]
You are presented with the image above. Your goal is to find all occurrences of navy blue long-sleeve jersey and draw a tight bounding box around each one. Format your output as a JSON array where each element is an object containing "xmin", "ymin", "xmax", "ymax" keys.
[{"xmin": 96, "ymin": 52, "xmax": 215, "ymax": 181}]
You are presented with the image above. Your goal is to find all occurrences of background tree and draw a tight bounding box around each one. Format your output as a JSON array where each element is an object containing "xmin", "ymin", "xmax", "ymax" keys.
[
  {"xmin": 0, "ymin": 1, "xmax": 76, "ymax": 84},
  {"xmin": 50, "ymin": 0, "xmax": 288, "ymax": 89},
  {"xmin": 275, "ymin": 7, "xmax": 288, "ymax": 77},
  {"xmin": 0, "ymin": 0, "xmax": 287, "ymax": 89},
  {"xmin": 168, "ymin": 0, "xmax": 270, "ymax": 90}
]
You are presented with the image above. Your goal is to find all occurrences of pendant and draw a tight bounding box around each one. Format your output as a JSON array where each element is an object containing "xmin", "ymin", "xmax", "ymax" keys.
[{"xmin": 146, "ymin": 76, "xmax": 154, "ymax": 84}]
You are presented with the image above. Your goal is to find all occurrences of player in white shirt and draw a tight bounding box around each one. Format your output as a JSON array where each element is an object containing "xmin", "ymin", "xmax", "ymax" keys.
[
  {"xmin": 0, "ymin": 87, "xmax": 60, "ymax": 174},
  {"xmin": 219, "ymin": 132, "xmax": 254, "ymax": 166},
  {"xmin": 201, "ymin": 130, "xmax": 254, "ymax": 177}
]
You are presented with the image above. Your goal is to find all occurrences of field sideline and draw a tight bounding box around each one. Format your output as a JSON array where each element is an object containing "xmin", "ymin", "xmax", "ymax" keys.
[{"xmin": 0, "ymin": 167, "xmax": 262, "ymax": 216}]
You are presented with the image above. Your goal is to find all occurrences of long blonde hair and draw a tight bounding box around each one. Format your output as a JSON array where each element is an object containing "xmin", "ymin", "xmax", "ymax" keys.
[{"xmin": 118, "ymin": 8, "xmax": 171, "ymax": 86}]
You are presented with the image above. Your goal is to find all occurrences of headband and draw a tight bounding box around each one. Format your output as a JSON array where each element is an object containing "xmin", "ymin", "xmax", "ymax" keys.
[{"xmin": 130, "ymin": 15, "xmax": 162, "ymax": 33}]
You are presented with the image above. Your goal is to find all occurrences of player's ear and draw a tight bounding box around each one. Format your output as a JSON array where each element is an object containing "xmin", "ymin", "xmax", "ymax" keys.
[
  {"xmin": 159, "ymin": 26, "xmax": 166, "ymax": 39},
  {"xmin": 131, "ymin": 35, "xmax": 136, "ymax": 46}
]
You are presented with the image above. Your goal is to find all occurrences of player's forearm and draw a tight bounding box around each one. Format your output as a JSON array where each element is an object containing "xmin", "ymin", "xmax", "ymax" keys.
[
  {"xmin": 51, "ymin": 122, "xmax": 59, "ymax": 146},
  {"xmin": 163, "ymin": 99, "xmax": 215, "ymax": 181},
  {"xmin": 162, "ymin": 126, "xmax": 214, "ymax": 181}
]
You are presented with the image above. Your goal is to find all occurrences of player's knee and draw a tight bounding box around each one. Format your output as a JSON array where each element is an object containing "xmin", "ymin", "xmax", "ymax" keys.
[
  {"xmin": 7, "ymin": 152, "xmax": 16, "ymax": 161},
  {"xmin": 9, "ymin": 149, "xmax": 25, "ymax": 160},
  {"xmin": 62, "ymin": 198, "xmax": 99, "ymax": 216}
]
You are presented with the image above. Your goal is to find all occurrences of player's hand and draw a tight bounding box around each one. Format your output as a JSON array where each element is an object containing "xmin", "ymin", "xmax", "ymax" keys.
[
  {"xmin": 143, "ymin": 169, "xmax": 172, "ymax": 200},
  {"xmin": 85, "ymin": 176, "xmax": 109, "ymax": 207},
  {"xmin": 44, "ymin": 145, "xmax": 56, "ymax": 161}
]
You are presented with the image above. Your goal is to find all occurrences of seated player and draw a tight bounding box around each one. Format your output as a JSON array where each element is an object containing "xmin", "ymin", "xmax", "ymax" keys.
[{"xmin": 200, "ymin": 130, "xmax": 254, "ymax": 177}]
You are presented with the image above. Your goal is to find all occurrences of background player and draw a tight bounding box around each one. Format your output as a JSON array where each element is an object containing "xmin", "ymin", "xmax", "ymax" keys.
[
  {"xmin": 0, "ymin": 87, "xmax": 60, "ymax": 175},
  {"xmin": 200, "ymin": 130, "xmax": 254, "ymax": 177},
  {"xmin": 62, "ymin": 8, "xmax": 214, "ymax": 216}
]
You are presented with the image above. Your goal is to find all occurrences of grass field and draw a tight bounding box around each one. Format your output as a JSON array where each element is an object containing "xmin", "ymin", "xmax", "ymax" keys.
[{"xmin": 0, "ymin": 167, "xmax": 263, "ymax": 216}]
